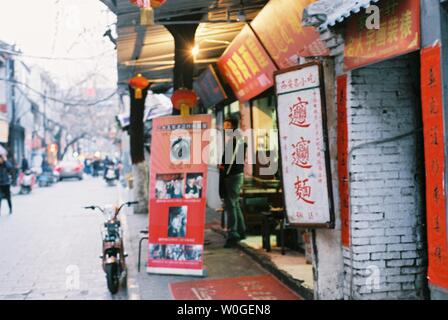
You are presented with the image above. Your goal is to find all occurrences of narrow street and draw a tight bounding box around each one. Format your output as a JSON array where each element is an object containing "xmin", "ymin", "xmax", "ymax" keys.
[
  {"xmin": 0, "ymin": 178, "xmax": 298, "ymax": 301},
  {"xmin": 0, "ymin": 177, "xmax": 127, "ymax": 300},
  {"xmin": 0, "ymin": 0, "xmax": 446, "ymax": 303}
]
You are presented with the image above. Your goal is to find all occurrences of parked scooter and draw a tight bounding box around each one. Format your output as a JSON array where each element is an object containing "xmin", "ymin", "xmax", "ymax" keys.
[
  {"xmin": 84, "ymin": 201, "xmax": 138, "ymax": 294},
  {"xmin": 104, "ymin": 164, "xmax": 118, "ymax": 187},
  {"xmin": 18, "ymin": 170, "xmax": 36, "ymax": 194},
  {"xmin": 37, "ymin": 170, "xmax": 57, "ymax": 187}
]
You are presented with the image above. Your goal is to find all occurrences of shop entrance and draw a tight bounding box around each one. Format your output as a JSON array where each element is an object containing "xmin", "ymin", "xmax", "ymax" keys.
[{"xmin": 346, "ymin": 52, "xmax": 428, "ymax": 299}]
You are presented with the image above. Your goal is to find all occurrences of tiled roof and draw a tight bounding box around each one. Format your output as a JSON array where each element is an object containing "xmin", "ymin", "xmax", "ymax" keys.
[{"xmin": 303, "ymin": 0, "xmax": 379, "ymax": 31}]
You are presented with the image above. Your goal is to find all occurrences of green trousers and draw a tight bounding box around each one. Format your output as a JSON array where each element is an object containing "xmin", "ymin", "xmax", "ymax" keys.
[{"xmin": 224, "ymin": 173, "xmax": 246, "ymax": 240}]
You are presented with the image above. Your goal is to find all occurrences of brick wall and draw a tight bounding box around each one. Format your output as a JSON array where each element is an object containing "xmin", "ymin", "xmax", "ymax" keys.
[{"xmin": 343, "ymin": 54, "xmax": 427, "ymax": 299}]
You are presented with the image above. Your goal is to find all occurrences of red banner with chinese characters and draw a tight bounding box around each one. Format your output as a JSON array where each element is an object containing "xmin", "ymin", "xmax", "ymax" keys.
[
  {"xmin": 147, "ymin": 115, "xmax": 211, "ymax": 276},
  {"xmin": 251, "ymin": 0, "xmax": 328, "ymax": 69},
  {"xmin": 421, "ymin": 44, "xmax": 448, "ymax": 290},
  {"xmin": 344, "ymin": 0, "xmax": 420, "ymax": 71},
  {"xmin": 337, "ymin": 74, "xmax": 350, "ymax": 247},
  {"xmin": 217, "ymin": 25, "xmax": 277, "ymax": 103}
]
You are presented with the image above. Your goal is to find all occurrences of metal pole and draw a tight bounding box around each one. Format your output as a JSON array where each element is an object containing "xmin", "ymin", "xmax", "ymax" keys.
[{"xmin": 43, "ymin": 89, "xmax": 47, "ymax": 148}]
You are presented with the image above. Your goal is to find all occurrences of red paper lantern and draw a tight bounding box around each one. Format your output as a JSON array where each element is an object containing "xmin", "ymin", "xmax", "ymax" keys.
[
  {"xmin": 150, "ymin": 0, "xmax": 166, "ymax": 8},
  {"xmin": 129, "ymin": 0, "xmax": 166, "ymax": 8},
  {"xmin": 171, "ymin": 88, "xmax": 198, "ymax": 116},
  {"xmin": 129, "ymin": 74, "xmax": 150, "ymax": 100}
]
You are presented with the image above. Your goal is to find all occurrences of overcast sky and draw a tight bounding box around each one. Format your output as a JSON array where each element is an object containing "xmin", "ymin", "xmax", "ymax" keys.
[{"xmin": 0, "ymin": 0, "xmax": 117, "ymax": 89}]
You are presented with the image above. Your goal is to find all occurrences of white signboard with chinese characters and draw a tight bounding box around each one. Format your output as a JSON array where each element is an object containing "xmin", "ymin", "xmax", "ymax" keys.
[{"xmin": 275, "ymin": 62, "xmax": 334, "ymax": 228}]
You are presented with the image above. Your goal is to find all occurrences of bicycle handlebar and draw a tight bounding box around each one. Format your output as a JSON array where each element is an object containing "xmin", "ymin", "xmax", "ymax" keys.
[{"xmin": 84, "ymin": 201, "xmax": 139, "ymax": 215}]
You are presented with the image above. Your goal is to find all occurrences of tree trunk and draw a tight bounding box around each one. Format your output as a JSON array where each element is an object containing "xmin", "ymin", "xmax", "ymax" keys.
[
  {"xmin": 60, "ymin": 133, "xmax": 86, "ymax": 160},
  {"xmin": 132, "ymin": 155, "xmax": 149, "ymax": 214}
]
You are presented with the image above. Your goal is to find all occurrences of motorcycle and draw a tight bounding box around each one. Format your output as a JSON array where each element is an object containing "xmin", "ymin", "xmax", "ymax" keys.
[
  {"xmin": 18, "ymin": 170, "xmax": 36, "ymax": 194},
  {"xmin": 37, "ymin": 170, "xmax": 56, "ymax": 187},
  {"xmin": 84, "ymin": 201, "xmax": 138, "ymax": 294},
  {"xmin": 104, "ymin": 165, "xmax": 118, "ymax": 187}
]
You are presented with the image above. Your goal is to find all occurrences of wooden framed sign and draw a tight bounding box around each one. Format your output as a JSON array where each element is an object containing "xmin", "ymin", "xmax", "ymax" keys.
[{"xmin": 275, "ymin": 62, "xmax": 334, "ymax": 228}]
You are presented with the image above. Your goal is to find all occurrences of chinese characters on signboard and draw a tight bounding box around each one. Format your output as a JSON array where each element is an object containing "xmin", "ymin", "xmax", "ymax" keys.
[
  {"xmin": 337, "ymin": 75, "xmax": 350, "ymax": 247},
  {"xmin": 420, "ymin": 44, "xmax": 448, "ymax": 288},
  {"xmin": 217, "ymin": 25, "xmax": 277, "ymax": 103},
  {"xmin": 275, "ymin": 63, "xmax": 333, "ymax": 227},
  {"xmin": 147, "ymin": 115, "xmax": 211, "ymax": 276},
  {"xmin": 344, "ymin": 0, "xmax": 420, "ymax": 71},
  {"xmin": 251, "ymin": 0, "xmax": 328, "ymax": 68}
]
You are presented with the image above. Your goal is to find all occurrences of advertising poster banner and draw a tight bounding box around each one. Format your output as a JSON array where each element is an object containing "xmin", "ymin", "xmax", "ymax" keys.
[
  {"xmin": 217, "ymin": 25, "xmax": 277, "ymax": 103},
  {"xmin": 147, "ymin": 114, "xmax": 212, "ymax": 276},
  {"xmin": 251, "ymin": 0, "xmax": 328, "ymax": 68},
  {"xmin": 275, "ymin": 62, "xmax": 334, "ymax": 228},
  {"xmin": 344, "ymin": 0, "xmax": 420, "ymax": 71}
]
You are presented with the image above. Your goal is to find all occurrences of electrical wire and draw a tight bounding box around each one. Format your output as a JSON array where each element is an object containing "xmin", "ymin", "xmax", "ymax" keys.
[
  {"xmin": 0, "ymin": 48, "xmax": 115, "ymax": 62},
  {"xmin": 0, "ymin": 77, "xmax": 117, "ymax": 107}
]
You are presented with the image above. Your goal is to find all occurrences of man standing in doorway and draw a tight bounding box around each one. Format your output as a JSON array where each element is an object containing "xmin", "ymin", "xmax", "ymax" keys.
[{"xmin": 219, "ymin": 116, "xmax": 247, "ymax": 248}]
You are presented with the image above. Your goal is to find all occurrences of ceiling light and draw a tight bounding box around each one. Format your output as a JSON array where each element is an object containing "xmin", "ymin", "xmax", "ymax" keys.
[
  {"xmin": 236, "ymin": 9, "xmax": 246, "ymax": 22},
  {"xmin": 192, "ymin": 45, "xmax": 200, "ymax": 57}
]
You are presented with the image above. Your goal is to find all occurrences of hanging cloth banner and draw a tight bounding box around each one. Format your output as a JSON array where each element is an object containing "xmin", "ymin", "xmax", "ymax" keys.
[
  {"xmin": 420, "ymin": 43, "xmax": 448, "ymax": 290},
  {"xmin": 337, "ymin": 74, "xmax": 350, "ymax": 247},
  {"xmin": 147, "ymin": 114, "xmax": 211, "ymax": 276}
]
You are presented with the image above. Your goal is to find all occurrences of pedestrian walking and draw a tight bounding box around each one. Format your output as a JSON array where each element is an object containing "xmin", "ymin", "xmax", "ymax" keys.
[
  {"xmin": 21, "ymin": 157, "xmax": 29, "ymax": 172},
  {"xmin": 219, "ymin": 116, "xmax": 247, "ymax": 248},
  {"xmin": 0, "ymin": 155, "xmax": 13, "ymax": 215}
]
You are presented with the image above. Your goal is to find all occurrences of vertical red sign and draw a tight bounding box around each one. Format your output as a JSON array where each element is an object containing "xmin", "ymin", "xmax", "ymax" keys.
[
  {"xmin": 337, "ymin": 75, "xmax": 350, "ymax": 247},
  {"xmin": 421, "ymin": 44, "xmax": 448, "ymax": 289},
  {"xmin": 147, "ymin": 114, "xmax": 211, "ymax": 276}
]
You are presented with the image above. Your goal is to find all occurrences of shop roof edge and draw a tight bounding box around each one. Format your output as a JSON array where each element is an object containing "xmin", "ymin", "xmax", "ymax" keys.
[{"xmin": 302, "ymin": 0, "xmax": 380, "ymax": 31}]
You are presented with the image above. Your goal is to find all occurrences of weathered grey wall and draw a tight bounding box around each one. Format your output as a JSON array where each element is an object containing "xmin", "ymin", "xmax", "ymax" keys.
[{"xmin": 344, "ymin": 54, "xmax": 427, "ymax": 299}]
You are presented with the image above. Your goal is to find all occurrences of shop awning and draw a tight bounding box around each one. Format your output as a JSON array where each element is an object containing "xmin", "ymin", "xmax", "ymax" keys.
[
  {"xmin": 105, "ymin": 0, "xmax": 268, "ymax": 90},
  {"xmin": 302, "ymin": 0, "xmax": 380, "ymax": 31}
]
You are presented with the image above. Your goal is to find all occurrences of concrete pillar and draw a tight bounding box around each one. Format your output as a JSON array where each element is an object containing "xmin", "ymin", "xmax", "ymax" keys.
[
  {"xmin": 166, "ymin": 19, "xmax": 200, "ymax": 116},
  {"xmin": 311, "ymin": 58, "xmax": 345, "ymax": 300}
]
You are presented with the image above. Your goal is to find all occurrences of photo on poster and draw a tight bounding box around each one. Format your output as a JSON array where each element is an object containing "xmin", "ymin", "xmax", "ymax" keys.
[
  {"xmin": 165, "ymin": 244, "xmax": 203, "ymax": 261},
  {"xmin": 184, "ymin": 173, "xmax": 203, "ymax": 199},
  {"xmin": 168, "ymin": 206, "xmax": 187, "ymax": 238},
  {"xmin": 149, "ymin": 244, "xmax": 203, "ymax": 262},
  {"xmin": 155, "ymin": 173, "xmax": 184, "ymax": 199},
  {"xmin": 149, "ymin": 244, "xmax": 167, "ymax": 260},
  {"xmin": 170, "ymin": 136, "xmax": 191, "ymax": 162},
  {"xmin": 184, "ymin": 245, "xmax": 203, "ymax": 261}
]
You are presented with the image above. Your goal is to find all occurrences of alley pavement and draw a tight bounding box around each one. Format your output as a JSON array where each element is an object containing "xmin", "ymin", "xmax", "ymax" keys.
[
  {"xmin": 0, "ymin": 176, "xmax": 300, "ymax": 300},
  {"xmin": 0, "ymin": 176, "xmax": 127, "ymax": 300}
]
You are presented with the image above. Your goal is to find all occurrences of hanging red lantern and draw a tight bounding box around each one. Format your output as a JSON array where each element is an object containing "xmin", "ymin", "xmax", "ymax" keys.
[
  {"xmin": 150, "ymin": 0, "xmax": 166, "ymax": 8},
  {"xmin": 129, "ymin": 0, "xmax": 166, "ymax": 25},
  {"xmin": 171, "ymin": 88, "xmax": 198, "ymax": 116},
  {"xmin": 129, "ymin": 74, "xmax": 150, "ymax": 100},
  {"xmin": 129, "ymin": 0, "xmax": 166, "ymax": 7}
]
